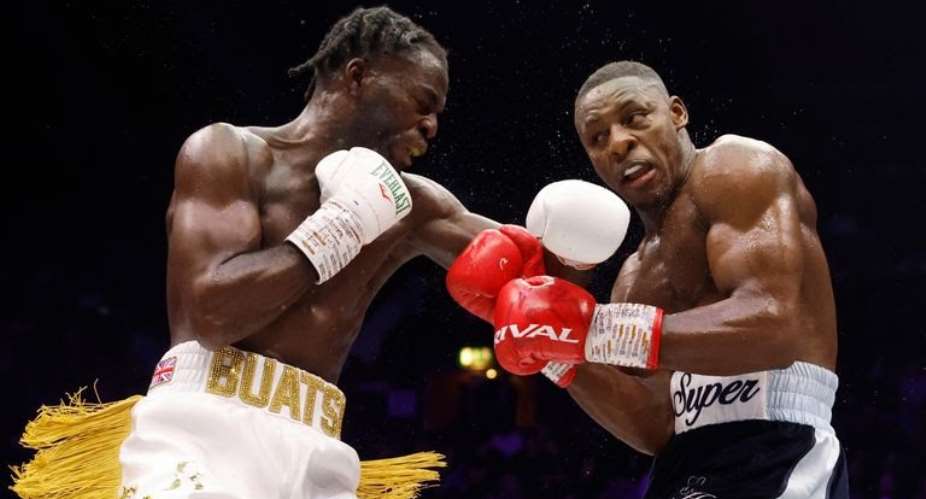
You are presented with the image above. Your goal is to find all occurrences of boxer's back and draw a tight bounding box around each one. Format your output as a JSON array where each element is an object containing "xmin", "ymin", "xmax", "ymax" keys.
[
  {"xmin": 610, "ymin": 134, "xmax": 837, "ymax": 370},
  {"xmin": 166, "ymin": 123, "xmax": 448, "ymax": 382}
]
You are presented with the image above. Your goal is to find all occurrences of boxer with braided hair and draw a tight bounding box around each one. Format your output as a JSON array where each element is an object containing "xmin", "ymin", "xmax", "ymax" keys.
[
  {"xmin": 15, "ymin": 7, "xmax": 473, "ymax": 499},
  {"xmin": 289, "ymin": 6, "xmax": 446, "ymax": 100},
  {"xmin": 15, "ymin": 5, "xmax": 632, "ymax": 495}
]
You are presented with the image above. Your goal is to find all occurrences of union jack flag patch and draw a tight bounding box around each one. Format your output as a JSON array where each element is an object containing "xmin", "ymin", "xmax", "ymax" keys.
[{"xmin": 150, "ymin": 356, "xmax": 177, "ymax": 389}]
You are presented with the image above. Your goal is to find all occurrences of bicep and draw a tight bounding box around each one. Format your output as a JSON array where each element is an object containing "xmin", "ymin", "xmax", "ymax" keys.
[
  {"xmin": 706, "ymin": 186, "xmax": 804, "ymax": 301},
  {"xmin": 167, "ymin": 126, "xmax": 261, "ymax": 288},
  {"xmin": 168, "ymin": 197, "xmax": 262, "ymax": 276}
]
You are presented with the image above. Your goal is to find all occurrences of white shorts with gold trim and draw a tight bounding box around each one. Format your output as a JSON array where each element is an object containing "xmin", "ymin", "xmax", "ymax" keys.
[{"xmin": 118, "ymin": 341, "xmax": 360, "ymax": 499}]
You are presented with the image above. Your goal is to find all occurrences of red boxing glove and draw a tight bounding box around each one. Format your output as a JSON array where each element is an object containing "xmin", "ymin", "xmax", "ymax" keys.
[
  {"xmin": 493, "ymin": 276, "xmax": 664, "ymax": 372},
  {"xmin": 497, "ymin": 225, "xmax": 546, "ymax": 277},
  {"xmin": 447, "ymin": 228, "xmax": 580, "ymax": 387},
  {"xmin": 446, "ymin": 225, "xmax": 545, "ymax": 322},
  {"xmin": 493, "ymin": 276, "xmax": 596, "ymax": 370}
]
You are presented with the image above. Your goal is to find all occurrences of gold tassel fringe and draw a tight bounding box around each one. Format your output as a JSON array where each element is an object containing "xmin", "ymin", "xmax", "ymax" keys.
[
  {"xmin": 357, "ymin": 452, "xmax": 446, "ymax": 499},
  {"xmin": 10, "ymin": 387, "xmax": 142, "ymax": 499},
  {"xmin": 10, "ymin": 388, "xmax": 446, "ymax": 499}
]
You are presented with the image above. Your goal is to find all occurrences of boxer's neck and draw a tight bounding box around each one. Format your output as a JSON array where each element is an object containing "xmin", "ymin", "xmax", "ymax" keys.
[
  {"xmin": 269, "ymin": 89, "xmax": 364, "ymax": 166},
  {"xmin": 637, "ymin": 133, "xmax": 697, "ymax": 234}
]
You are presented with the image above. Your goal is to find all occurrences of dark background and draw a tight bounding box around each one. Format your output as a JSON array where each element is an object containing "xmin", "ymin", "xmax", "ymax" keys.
[{"xmin": 8, "ymin": 1, "xmax": 925, "ymax": 498}]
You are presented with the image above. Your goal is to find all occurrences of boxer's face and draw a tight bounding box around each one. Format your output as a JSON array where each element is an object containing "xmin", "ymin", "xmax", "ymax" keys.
[
  {"xmin": 344, "ymin": 49, "xmax": 448, "ymax": 170},
  {"xmin": 575, "ymin": 76, "xmax": 689, "ymax": 209}
]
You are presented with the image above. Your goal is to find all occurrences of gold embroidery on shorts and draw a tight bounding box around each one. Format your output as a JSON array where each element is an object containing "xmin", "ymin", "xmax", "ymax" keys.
[
  {"xmin": 239, "ymin": 354, "xmax": 275, "ymax": 408},
  {"xmin": 301, "ymin": 371, "xmax": 323, "ymax": 427},
  {"xmin": 321, "ymin": 384, "xmax": 346, "ymax": 438},
  {"xmin": 206, "ymin": 347, "xmax": 346, "ymax": 439},
  {"xmin": 206, "ymin": 348, "xmax": 244, "ymax": 397},
  {"xmin": 269, "ymin": 365, "xmax": 302, "ymax": 421}
]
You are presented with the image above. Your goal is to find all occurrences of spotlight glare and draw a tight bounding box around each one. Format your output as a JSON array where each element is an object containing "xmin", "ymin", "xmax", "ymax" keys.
[{"xmin": 459, "ymin": 347, "xmax": 473, "ymax": 367}]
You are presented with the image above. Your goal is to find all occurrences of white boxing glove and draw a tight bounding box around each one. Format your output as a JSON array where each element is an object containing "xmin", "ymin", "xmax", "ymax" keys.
[
  {"xmin": 314, "ymin": 147, "xmax": 414, "ymax": 239},
  {"xmin": 286, "ymin": 147, "xmax": 413, "ymax": 282},
  {"xmin": 526, "ymin": 179, "xmax": 630, "ymax": 269},
  {"xmin": 314, "ymin": 149, "xmax": 350, "ymax": 204}
]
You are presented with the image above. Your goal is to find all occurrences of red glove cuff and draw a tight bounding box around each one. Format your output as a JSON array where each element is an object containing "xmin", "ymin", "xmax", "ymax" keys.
[
  {"xmin": 541, "ymin": 361, "xmax": 576, "ymax": 388},
  {"xmin": 646, "ymin": 308, "xmax": 664, "ymax": 370}
]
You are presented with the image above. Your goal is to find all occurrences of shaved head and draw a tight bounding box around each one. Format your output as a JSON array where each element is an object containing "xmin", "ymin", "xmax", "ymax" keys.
[{"xmin": 577, "ymin": 60, "xmax": 669, "ymax": 104}]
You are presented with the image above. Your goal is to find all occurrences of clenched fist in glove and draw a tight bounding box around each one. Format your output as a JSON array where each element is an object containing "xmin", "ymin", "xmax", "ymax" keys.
[
  {"xmin": 446, "ymin": 180, "xmax": 631, "ymax": 387},
  {"xmin": 493, "ymin": 276, "xmax": 664, "ymax": 372},
  {"xmin": 446, "ymin": 225, "xmax": 546, "ymax": 323}
]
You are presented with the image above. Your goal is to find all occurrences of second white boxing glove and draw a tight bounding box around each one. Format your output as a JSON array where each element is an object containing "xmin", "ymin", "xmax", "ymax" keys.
[{"xmin": 525, "ymin": 179, "xmax": 630, "ymax": 268}]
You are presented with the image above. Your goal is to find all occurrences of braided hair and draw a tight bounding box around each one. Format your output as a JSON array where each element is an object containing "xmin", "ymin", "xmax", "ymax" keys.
[{"xmin": 290, "ymin": 6, "xmax": 447, "ymax": 100}]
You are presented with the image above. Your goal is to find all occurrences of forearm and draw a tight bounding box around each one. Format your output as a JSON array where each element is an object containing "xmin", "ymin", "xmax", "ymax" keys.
[
  {"xmin": 567, "ymin": 365, "xmax": 673, "ymax": 455},
  {"xmin": 192, "ymin": 244, "xmax": 317, "ymax": 347},
  {"xmin": 658, "ymin": 294, "xmax": 798, "ymax": 375},
  {"xmin": 415, "ymin": 210, "xmax": 498, "ymax": 269}
]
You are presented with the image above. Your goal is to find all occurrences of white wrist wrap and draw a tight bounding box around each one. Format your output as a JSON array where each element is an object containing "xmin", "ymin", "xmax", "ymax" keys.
[
  {"xmin": 288, "ymin": 147, "xmax": 412, "ymax": 283},
  {"xmin": 286, "ymin": 198, "xmax": 364, "ymax": 284},
  {"xmin": 541, "ymin": 361, "xmax": 574, "ymax": 387},
  {"xmin": 585, "ymin": 303, "xmax": 663, "ymax": 369}
]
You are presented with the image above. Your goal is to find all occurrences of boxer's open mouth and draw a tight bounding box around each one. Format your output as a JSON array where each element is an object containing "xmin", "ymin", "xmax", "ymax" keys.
[{"xmin": 621, "ymin": 162, "xmax": 653, "ymax": 183}]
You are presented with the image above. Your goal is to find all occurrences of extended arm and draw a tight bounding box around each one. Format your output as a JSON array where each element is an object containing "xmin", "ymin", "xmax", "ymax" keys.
[{"xmin": 404, "ymin": 176, "xmax": 499, "ymax": 268}]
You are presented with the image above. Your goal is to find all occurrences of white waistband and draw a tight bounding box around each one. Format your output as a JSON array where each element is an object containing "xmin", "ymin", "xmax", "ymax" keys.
[
  {"xmin": 766, "ymin": 361, "xmax": 838, "ymax": 429},
  {"xmin": 671, "ymin": 361, "xmax": 839, "ymax": 434},
  {"xmin": 146, "ymin": 341, "xmax": 346, "ymax": 439}
]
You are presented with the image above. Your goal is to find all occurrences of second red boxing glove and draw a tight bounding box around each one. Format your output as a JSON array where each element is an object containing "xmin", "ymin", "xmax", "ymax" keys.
[{"xmin": 446, "ymin": 225, "xmax": 545, "ymax": 322}]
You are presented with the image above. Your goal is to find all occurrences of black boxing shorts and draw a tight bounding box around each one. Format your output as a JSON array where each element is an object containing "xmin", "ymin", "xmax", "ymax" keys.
[{"xmin": 644, "ymin": 362, "xmax": 849, "ymax": 499}]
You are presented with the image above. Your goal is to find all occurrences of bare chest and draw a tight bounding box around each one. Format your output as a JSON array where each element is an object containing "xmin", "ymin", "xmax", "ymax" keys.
[
  {"xmin": 610, "ymin": 209, "xmax": 719, "ymax": 312},
  {"xmin": 261, "ymin": 171, "xmax": 417, "ymax": 302},
  {"xmin": 240, "ymin": 169, "xmax": 418, "ymax": 375},
  {"xmin": 258, "ymin": 170, "xmax": 322, "ymax": 246}
]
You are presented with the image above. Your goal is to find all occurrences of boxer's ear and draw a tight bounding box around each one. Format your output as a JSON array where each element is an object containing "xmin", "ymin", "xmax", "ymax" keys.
[
  {"xmin": 669, "ymin": 96, "xmax": 689, "ymax": 129},
  {"xmin": 344, "ymin": 58, "xmax": 368, "ymax": 96}
]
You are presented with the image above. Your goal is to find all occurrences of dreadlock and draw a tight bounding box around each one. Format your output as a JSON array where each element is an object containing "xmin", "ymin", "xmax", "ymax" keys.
[
  {"xmin": 576, "ymin": 60, "xmax": 669, "ymax": 103},
  {"xmin": 290, "ymin": 6, "xmax": 447, "ymax": 100}
]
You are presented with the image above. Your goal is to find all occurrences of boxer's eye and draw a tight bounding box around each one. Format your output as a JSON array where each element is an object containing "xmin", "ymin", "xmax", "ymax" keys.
[
  {"xmin": 625, "ymin": 112, "xmax": 647, "ymax": 127},
  {"xmin": 415, "ymin": 90, "xmax": 439, "ymax": 115},
  {"xmin": 415, "ymin": 99, "xmax": 430, "ymax": 115}
]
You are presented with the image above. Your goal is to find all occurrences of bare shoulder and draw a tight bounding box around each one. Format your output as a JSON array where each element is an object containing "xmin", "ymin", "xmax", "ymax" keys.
[
  {"xmin": 402, "ymin": 173, "xmax": 465, "ymax": 221},
  {"xmin": 177, "ymin": 123, "xmax": 247, "ymax": 172},
  {"xmin": 690, "ymin": 134, "xmax": 797, "ymax": 222},
  {"xmin": 174, "ymin": 123, "xmax": 271, "ymax": 203},
  {"xmin": 695, "ymin": 134, "xmax": 796, "ymax": 185}
]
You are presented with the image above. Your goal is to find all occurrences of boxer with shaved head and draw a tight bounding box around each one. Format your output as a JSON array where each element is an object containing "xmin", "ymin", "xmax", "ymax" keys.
[{"xmin": 447, "ymin": 61, "xmax": 848, "ymax": 498}]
